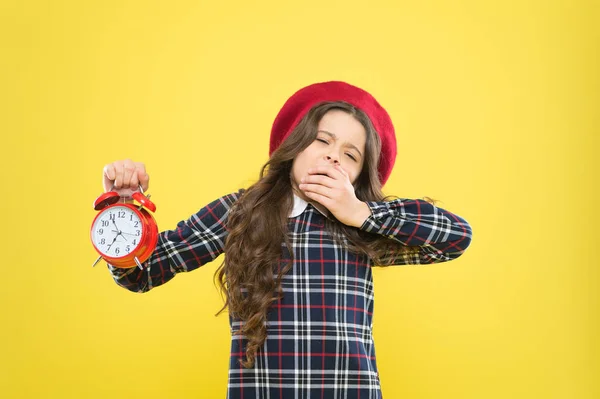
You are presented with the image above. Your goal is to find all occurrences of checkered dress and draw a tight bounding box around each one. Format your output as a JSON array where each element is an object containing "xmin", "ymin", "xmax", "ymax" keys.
[{"xmin": 107, "ymin": 189, "xmax": 472, "ymax": 398}]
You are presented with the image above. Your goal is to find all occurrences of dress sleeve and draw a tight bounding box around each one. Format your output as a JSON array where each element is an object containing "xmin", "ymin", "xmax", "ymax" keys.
[
  {"xmin": 359, "ymin": 198, "xmax": 473, "ymax": 266},
  {"xmin": 106, "ymin": 189, "xmax": 244, "ymax": 292}
]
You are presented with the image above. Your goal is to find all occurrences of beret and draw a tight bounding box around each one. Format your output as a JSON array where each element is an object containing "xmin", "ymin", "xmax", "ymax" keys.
[{"xmin": 270, "ymin": 81, "xmax": 396, "ymax": 186}]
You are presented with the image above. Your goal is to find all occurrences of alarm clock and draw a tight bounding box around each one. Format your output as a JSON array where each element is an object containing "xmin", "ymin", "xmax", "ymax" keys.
[{"xmin": 90, "ymin": 186, "xmax": 158, "ymax": 269}]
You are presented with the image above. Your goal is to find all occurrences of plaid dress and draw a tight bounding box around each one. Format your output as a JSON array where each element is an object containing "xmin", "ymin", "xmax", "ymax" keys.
[{"xmin": 107, "ymin": 189, "xmax": 472, "ymax": 398}]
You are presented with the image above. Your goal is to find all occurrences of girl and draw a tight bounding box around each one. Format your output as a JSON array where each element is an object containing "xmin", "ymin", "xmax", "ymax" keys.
[{"xmin": 102, "ymin": 81, "xmax": 473, "ymax": 399}]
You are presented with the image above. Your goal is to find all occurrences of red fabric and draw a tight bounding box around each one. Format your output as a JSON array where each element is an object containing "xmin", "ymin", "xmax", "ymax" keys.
[{"xmin": 270, "ymin": 81, "xmax": 397, "ymax": 186}]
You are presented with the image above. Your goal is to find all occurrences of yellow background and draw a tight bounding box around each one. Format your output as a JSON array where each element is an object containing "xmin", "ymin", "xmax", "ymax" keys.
[{"xmin": 1, "ymin": 0, "xmax": 598, "ymax": 397}]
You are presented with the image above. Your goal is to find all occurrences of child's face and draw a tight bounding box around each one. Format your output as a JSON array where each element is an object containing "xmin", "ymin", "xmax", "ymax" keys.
[{"xmin": 291, "ymin": 109, "xmax": 366, "ymax": 197}]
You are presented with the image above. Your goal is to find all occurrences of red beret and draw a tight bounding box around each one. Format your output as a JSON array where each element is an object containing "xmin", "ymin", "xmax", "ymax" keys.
[{"xmin": 269, "ymin": 81, "xmax": 397, "ymax": 186}]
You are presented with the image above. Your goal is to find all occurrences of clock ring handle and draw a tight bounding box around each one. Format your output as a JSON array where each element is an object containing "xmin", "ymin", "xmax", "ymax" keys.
[
  {"xmin": 131, "ymin": 185, "xmax": 157, "ymax": 213},
  {"xmin": 95, "ymin": 184, "xmax": 156, "ymax": 212},
  {"xmin": 106, "ymin": 184, "xmax": 147, "ymax": 199}
]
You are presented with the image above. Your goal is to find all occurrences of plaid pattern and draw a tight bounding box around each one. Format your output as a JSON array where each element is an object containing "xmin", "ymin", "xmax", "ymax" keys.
[{"xmin": 107, "ymin": 189, "xmax": 472, "ymax": 398}]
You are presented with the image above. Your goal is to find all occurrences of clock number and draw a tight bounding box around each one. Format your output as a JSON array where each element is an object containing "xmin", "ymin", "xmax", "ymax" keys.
[
  {"xmin": 126, "ymin": 245, "xmax": 131, "ymax": 253},
  {"xmin": 118, "ymin": 211, "xmax": 125, "ymax": 218},
  {"xmin": 134, "ymin": 221, "xmax": 139, "ymax": 228},
  {"xmin": 132, "ymin": 239, "xmax": 137, "ymax": 245},
  {"xmin": 98, "ymin": 228, "xmax": 104, "ymax": 235},
  {"xmin": 136, "ymin": 230, "xmax": 140, "ymax": 236},
  {"xmin": 102, "ymin": 220, "xmax": 109, "ymax": 227},
  {"xmin": 109, "ymin": 214, "xmax": 115, "ymax": 221},
  {"xmin": 115, "ymin": 247, "xmax": 120, "ymax": 255},
  {"xmin": 100, "ymin": 238, "xmax": 106, "ymax": 245}
]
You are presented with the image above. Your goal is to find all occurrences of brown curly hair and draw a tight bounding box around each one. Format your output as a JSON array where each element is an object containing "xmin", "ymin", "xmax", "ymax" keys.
[{"xmin": 214, "ymin": 101, "xmax": 434, "ymax": 368}]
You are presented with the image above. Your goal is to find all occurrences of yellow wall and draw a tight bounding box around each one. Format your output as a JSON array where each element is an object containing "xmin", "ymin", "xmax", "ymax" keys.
[{"xmin": 1, "ymin": 0, "xmax": 598, "ymax": 397}]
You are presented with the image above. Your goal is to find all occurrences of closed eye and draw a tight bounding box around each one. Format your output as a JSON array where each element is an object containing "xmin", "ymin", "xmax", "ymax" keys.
[{"xmin": 317, "ymin": 138, "xmax": 357, "ymax": 161}]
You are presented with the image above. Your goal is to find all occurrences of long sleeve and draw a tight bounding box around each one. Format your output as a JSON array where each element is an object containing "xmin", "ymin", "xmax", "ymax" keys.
[
  {"xmin": 106, "ymin": 189, "xmax": 244, "ymax": 293},
  {"xmin": 359, "ymin": 198, "xmax": 472, "ymax": 266}
]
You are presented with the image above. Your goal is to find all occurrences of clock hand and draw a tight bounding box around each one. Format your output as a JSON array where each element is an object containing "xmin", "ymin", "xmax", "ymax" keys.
[
  {"xmin": 111, "ymin": 220, "xmax": 128, "ymax": 241},
  {"xmin": 112, "ymin": 230, "xmax": 137, "ymax": 237},
  {"xmin": 106, "ymin": 233, "xmax": 119, "ymax": 251}
]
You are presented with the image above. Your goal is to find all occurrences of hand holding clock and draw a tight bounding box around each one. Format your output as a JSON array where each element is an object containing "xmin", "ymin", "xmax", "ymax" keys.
[
  {"xmin": 103, "ymin": 159, "xmax": 150, "ymax": 198},
  {"xmin": 92, "ymin": 159, "xmax": 159, "ymax": 269}
]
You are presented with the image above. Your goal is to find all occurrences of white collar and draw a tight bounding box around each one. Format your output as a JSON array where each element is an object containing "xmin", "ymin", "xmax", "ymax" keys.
[{"xmin": 289, "ymin": 193, "xmax": 329, "ymax": 218}]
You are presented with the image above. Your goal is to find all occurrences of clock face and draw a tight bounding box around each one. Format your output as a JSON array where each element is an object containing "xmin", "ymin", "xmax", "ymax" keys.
[{"xmin": 91, "ymin": 205, "xmax": 143, "ymax": 258}]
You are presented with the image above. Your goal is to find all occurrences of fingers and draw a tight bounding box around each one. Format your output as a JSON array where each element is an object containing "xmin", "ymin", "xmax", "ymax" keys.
[
  {"xmin": 300, "ymin": 164, "xmax": 351, "ymax": 200},
  {"xmin": 102, "ymin": 164, "xmax": 116, "ymax": 192},
  {"xmin": 303, "ymin": 164, "xmax": 346, "ymax": 187},
  {"xmin": 299, "ymin": 182, "xmax": 333, "ymax": 199},
  {"xmin": 307, "ymin": 164, "xmax": 346, "ymax": 180},
  {"xmin": 301, "ymin": 174, "xmax": 335, "ymax": 189},
  {"xmin": 333, "ymin": 164, "xmax": 349, "ymax": 179},
  {"xmin": 121, "ymin": 159, "xmax": 135, "ymax": 190},
  {"xmin": 138, "ymin": 166, "xmax": 150, "ymax": 192},
  {"xmin": 102, "ymin": 159, "xmax": 149, "ymax": 193},
  {"xmin": 303, "ymin": 189, "xmax": 331, "ymax": 206}
]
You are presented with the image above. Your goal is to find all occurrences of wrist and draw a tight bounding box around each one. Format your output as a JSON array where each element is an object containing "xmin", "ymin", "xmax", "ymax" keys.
[{"xmin": 352, "ymin": 201, "xmax": 372, "ymax": 228}]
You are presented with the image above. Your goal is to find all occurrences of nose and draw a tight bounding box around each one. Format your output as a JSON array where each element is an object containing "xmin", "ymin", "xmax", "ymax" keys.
[{"xmin": 325, "ymin": 155, "xmax": 339, "ymax": 165}]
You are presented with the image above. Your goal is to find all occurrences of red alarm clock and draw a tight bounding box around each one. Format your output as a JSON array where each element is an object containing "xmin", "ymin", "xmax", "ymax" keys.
[{"xmin": 90, "ymin": 186, "xmax": 158, "ymax": 269}]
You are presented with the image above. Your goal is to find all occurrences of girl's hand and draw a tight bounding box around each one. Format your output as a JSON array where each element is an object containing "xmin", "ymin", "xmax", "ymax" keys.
[
  {"xmin": 102, "ymin": 159, "xmax": 150, "ymax": 198},
  {"xmin": 298, "ymin": 164, "xmax": 371, "ymax": 227}
]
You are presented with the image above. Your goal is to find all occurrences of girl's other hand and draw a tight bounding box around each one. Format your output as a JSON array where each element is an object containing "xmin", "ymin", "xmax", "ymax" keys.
[
  {"xmin": 299, "ymin": 164, "xmax": 369, "ymax": 227},
  {"xmin": 102, "ymin": 159, "xmax": 150, "ymax": 198}
]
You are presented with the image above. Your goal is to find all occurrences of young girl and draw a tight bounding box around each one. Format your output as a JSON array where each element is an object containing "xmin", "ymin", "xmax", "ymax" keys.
[{"xmin": 102, "ymin": 81, "xmax": 473, "ymax": 399}]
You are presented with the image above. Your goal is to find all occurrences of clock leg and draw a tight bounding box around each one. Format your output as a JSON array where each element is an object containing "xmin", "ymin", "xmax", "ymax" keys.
[
  {"xmin": 92, "ymin": 255, "xmax": 103, "ymax": 267},
  {"xmin": 134, "ymin": 256, "xmax": 144, "ymax": 270}
]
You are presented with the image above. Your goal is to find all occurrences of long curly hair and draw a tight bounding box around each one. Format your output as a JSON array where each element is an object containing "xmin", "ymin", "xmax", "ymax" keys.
[{"xmin": 214, "ymin": 101, "xmax": 432, "ymax": 368}]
